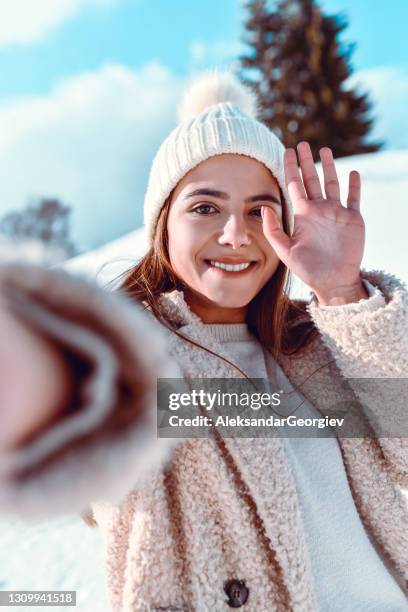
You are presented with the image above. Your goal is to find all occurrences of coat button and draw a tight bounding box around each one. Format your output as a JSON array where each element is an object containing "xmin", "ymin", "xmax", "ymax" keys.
[{"xmin": 224, "ymin": 579, "xmax": 249, "ymax": 608}]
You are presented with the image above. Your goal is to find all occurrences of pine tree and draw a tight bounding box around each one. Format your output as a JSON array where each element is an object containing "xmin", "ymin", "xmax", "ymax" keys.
[{"xmin": 240, "ymin": 0, "xmax": 382, "ymax": 159}]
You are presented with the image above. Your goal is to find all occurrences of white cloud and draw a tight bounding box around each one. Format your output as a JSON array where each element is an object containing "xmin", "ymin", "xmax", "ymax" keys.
[
  {"xmin": 0, "ymin": 62, "xmax": 185, "ymax": 251},
  {"xmin": 0, "ymin": 0, "xmax": 119, "ymax": 46},
  {"xmin": 348, "ymin": 65, "xmax": 408, "ymax": 150}
]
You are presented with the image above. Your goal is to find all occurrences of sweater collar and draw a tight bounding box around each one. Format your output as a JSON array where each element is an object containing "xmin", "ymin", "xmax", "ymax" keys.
[{"xmin": 198, "ymin": 323, "xmax": 253, "ymax": 343}]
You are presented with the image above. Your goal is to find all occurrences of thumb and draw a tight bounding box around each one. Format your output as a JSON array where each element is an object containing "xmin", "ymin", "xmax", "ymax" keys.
[{"xmin": 261, "ymin": 206, "xmax": 292, "ymax": 265}]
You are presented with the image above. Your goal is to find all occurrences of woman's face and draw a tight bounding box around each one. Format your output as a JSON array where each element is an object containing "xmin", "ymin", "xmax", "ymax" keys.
[{"xmin": 167, "ymin": 153, "xmax": 284, "ymax": 323}]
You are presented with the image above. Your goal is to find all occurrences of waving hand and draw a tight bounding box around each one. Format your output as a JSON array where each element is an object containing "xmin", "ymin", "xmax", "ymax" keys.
[{"xmin": 262, "ymin": 141, "xmax": 367, "ymax": 305}]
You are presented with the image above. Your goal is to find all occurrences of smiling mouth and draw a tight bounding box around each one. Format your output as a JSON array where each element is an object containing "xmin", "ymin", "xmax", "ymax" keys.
[{"xmin": 204, "ymin": 260, "xmax": 257, "ymax": 274}]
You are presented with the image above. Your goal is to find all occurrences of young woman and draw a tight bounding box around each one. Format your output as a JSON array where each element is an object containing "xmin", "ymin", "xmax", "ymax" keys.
[{"xmin": 0, "ymin": 72, "xmax": 407, "ymax": 612}]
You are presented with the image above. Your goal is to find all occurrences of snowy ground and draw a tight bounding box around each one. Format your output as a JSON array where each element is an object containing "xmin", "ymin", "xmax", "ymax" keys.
[
  {"xmin": 1, "ymin": 148, "xmax": 407, "ymax": 611},
  {"xmin": 0, "ymin": 514, "xmax": 108, "ymax": 611}
]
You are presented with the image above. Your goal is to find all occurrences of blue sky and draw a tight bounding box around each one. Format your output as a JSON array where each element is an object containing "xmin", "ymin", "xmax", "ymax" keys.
[
  {"xmin": 0, "ymin": 0, "xmax": 406, "ymax": 100},
  {"xmin": 0, "ymin": 0, "xmax": 406, "ymax": 251}
]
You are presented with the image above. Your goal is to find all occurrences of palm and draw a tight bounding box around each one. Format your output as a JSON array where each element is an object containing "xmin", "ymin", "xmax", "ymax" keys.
[
  {"xmin": 287, "ymin": 198, "xmax": 365, "ymax": 289},
  {"xmin": 262, "ymin": 142, "xmax": 365, "ymax": 293}
]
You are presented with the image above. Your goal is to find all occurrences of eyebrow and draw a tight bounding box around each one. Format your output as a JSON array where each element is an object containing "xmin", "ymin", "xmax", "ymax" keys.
[{"xmin": 183, "ymin": 188, "xmax": 281, "ymax": 205}]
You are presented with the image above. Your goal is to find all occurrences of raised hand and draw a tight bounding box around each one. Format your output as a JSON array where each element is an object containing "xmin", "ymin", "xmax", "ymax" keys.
[{"xmin": 262, "ymin": 141, "xmax": 367, "ymax": 305}]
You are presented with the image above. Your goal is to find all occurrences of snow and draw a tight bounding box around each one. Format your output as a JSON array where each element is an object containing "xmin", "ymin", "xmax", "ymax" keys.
[
  {"xmin": 1, "ymin": 148, "xmax": 407, "ymax": 610},
  {"xmin": 0, "ymin": 515, "xmax": 108, "ymax": 611},
  {"xmin": 64, "ymin": 224, "xmax": 148, "ymax": 288}
]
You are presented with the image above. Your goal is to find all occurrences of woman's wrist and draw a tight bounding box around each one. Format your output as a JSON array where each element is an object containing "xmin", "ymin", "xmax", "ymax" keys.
[{"xmin": 312, "ymin": 280, "xmax": 369, "ymax": 306}]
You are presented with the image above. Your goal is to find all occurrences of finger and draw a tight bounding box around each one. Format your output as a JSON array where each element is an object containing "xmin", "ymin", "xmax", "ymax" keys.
[
  {"xmin": 297, "ymin": 141, "xmax": 323, "ymax": 200},
  {"xmin": 319, "ymin": 147, "xmax": 340, "ymax": 201},
  {"xmin": 261, "ymin": 206, "xmax": 292, "ymax": 265},
  {"xmin": 347, "ymin": 171, "xmax": 361, "ymax": 211},
  {"xmin": 284, "ymin": 148, "xmax": 307, "ymax": 207}
]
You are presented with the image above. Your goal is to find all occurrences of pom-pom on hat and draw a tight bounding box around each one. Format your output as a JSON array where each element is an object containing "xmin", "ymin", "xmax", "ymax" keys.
[{"xmin": 143, "ymin": 70, "xmax": 292, "ymax": 246}]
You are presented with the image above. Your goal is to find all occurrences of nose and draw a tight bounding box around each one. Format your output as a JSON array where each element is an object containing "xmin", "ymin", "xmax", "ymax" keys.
[{"xmin": 218, "ymin": 214, "xmax": 252, "ymax": 249}]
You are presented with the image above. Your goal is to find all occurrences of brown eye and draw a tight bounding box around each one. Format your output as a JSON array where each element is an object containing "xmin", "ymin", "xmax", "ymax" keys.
[{"xmin": 191, "ymin": 204, "xmax": 217, "ymax": 215}]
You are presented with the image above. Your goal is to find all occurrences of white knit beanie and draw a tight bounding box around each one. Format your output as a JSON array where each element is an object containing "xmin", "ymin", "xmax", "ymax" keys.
[{"xmin": 143, "ymin": 71, "xmax": 292, "ymax": 246}]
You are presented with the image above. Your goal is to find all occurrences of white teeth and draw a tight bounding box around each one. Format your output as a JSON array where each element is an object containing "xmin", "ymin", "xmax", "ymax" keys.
[{"xmin": 209, "ymin": 260, "xmax": 252, "ymax": 272}]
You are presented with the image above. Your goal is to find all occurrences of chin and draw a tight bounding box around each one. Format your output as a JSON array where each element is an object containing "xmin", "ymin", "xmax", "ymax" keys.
[{"xmin": 204, "ymin": 291, "xmax": 253, "ymax": 309}]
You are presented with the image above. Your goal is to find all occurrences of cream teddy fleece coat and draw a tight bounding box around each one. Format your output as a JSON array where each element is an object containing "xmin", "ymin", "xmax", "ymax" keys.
[{"xmin": 0, "ymin": 263, "xmax": 407, "ymax": 611}]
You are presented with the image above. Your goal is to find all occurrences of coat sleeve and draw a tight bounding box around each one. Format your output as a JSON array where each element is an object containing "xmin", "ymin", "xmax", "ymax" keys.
[
  {"xmin": 0, "ymin": 261, "xmax": 187, "ymax": 521},
  {"xmin": 306, "ymin": 268, "xmax": 408, "ymax": 486}
]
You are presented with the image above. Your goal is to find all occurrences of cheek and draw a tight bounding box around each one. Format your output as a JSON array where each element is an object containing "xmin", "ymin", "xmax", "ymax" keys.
[
  {"xmin": 168, "ymin": 221, "xmax": 202, "ymax": 277},
  {"xmin": 168, "ymin": 210, "xmax": 210, "ymax": 257}
]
